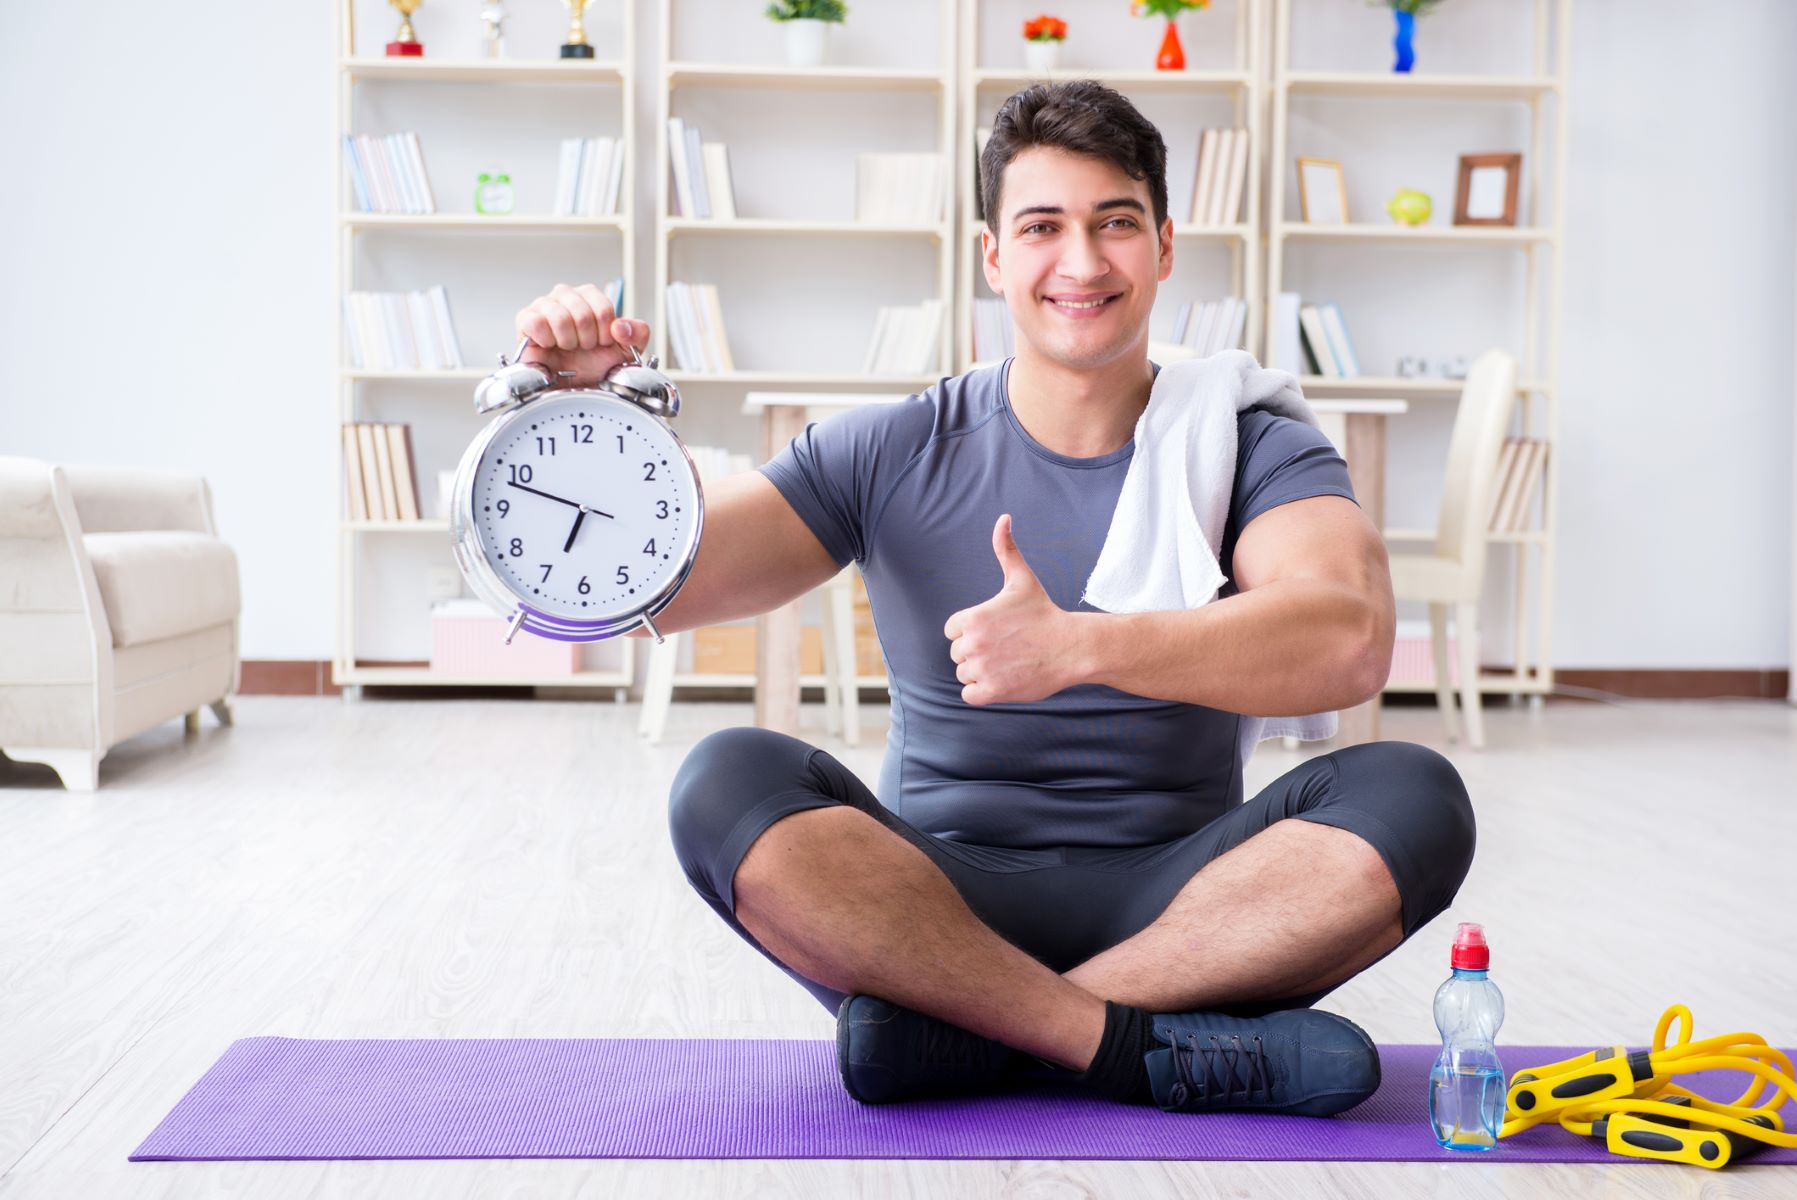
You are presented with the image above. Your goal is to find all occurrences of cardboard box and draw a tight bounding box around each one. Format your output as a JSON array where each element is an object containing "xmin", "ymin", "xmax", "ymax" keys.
[{"xmin": 691, "ymin": 625, "xmax": 826, "ymax": 675}]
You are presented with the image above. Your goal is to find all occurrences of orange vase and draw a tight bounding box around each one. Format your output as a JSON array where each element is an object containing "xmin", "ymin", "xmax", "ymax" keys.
[{"xmin": 1156, "ymin": 20, "xmax": 1185, "ymax": 71}]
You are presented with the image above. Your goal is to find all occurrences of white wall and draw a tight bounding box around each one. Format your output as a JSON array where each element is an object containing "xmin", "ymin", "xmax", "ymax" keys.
[{"xmin": 3, "ymin": 0, "xmax": 1792, "ymax": 670}]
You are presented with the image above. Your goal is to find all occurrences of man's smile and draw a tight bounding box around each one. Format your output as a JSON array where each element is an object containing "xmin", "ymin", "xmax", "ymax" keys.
[{"xmin": 1044, "ymin": 292, "xmax": 1122, "ymax": 316}]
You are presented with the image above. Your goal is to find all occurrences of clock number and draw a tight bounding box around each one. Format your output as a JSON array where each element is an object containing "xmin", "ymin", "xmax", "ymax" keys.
[
  {"xmin": 615, "ymin": 566, "xmax": 630, "ymax": 585},
  {"xmin": 535, "ymin": 436, "xmax": 556, "ymax": 456},
  {"xmin": 571, "ymin": 424, "xmax": 593, "ymax": 444},
  {"xmin": 539, "ymin": 564, "xmax": 553, "ymax": 583},
  {"xmin": 507, "ymin": 463, "xmax": 533, "ymax": 484},
  {"xmin": 616, "ymin": 435, "xmax": 625, "ymax": 453},
  {"xmin": 577, "ymin": 575, "xmax": 591, "ymax": 595},
  {"xmin": 495, "ymin": 499, "xmax": 509, "ymax": 517},
  {"xmin": 509, "ymin": 538, "xmax": 523, "ymax": 557},
  {"xmin": 655, "ymin": 500, "xmax": 669, "ymax": 519},
  {"xmin": 642, "ymin": 462, "xmax": 656, "ymax": 481},
  {"xmin": 642, "ymin": 538, "xmax": 656, "ymax": 556}
]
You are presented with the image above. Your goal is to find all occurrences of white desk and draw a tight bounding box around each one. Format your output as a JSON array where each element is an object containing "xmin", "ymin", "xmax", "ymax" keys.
[{"xmin": 742, "ymin": 391, "xmax": 1408, "ymax": 746}]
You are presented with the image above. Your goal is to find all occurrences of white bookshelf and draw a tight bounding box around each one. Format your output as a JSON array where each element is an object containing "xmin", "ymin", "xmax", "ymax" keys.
[
  {"xmin": 955, "ymin": 1, "xmax": 1269, "ymax": 372},
  {"xmin": 644, "ymin": 1, "xmax": 955, "ymax": 699},
  {"xmin": 651, "ymin": 1, "xmax": 958, "ymax": 386},
  {"xmin": 1267, "ymin": 0, "xmax": 1571, "ymax": 697},
  {"xmin": 332, "ymin": 0, "xmax": 639, "ymax": 695}
]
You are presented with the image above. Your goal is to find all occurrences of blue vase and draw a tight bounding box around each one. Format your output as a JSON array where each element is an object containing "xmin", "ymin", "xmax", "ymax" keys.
[{"xmin": 1393, "ymin": 10, "xmax": 1416, "ymax": 73}]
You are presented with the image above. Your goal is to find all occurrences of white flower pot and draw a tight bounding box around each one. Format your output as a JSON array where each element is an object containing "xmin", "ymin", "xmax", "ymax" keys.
[
  {"xmin": 1024, "ymin": 39, "xmax": 1061, "ymax": 74},
  {"xmin": 784, "ymin": 18, "xmax": 830, "ymax": 68}
]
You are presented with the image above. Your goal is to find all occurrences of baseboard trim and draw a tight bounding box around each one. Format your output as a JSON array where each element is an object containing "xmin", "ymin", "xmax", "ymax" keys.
[
  {"xmin": 240, "ymin": 661, "xmax": 1791, "ymax": 702},
  {"xmin": 239, "ymin": 661, "xmax": 343, "ymax": 697},
  {"xmin": 1554, "ymin": 668, "xmax": 1789, "ymax": 701}
]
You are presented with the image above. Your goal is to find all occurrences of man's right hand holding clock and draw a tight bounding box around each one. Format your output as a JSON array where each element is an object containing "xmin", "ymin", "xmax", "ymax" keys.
[{"xmin": 514, "ymin": 283, "xmax": 652, "ymax": 388}]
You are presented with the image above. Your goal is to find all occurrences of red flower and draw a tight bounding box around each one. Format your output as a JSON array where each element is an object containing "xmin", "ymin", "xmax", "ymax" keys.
[{"xmin": 1023, "ymin": 15, "xmax": 1068, "ymax": 41}]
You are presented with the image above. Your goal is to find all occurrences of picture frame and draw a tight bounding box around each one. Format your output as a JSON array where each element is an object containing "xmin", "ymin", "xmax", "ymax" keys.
[
  {"xmin": 1454, "ymin": 153, "xmax": 1522, "ymax": 226},
  {"xmin": 1296, "ymin": 157, "xmax": 1348, "ymax": 224}
]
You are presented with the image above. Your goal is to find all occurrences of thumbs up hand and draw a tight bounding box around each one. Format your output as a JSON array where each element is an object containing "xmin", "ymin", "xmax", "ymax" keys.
[{"xmin": 942, "ymin": 514, "xmax": 1080, "ymax": 706}]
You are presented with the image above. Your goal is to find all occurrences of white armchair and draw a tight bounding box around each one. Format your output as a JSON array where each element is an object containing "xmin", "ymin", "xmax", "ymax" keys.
[{"xmin": 0, "ymin": 458, "xmax": 241, "ymax": 790}]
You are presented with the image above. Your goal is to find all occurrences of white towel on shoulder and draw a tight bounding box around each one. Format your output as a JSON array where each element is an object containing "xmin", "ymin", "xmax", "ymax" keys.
[{"xmin": 1081, "ymin": 350, "xmax": 1338, "ymax": 764}]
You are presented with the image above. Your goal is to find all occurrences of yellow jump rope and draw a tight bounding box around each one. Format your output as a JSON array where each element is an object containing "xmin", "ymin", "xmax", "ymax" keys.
[{"xmin": 1498, "ymin": 1005, "xmax": 1797, "ymax": 1167}]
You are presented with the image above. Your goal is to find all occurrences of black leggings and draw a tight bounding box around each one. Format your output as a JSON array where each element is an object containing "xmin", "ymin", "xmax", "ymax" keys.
[{"xmin": 668, "ymin": 729, "xmax": 1475, "ymax": 1016}]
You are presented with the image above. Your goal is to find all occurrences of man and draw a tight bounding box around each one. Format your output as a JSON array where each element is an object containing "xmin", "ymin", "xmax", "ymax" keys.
[{"xmin": 514, "ymin": 82, "xmax": 1474, "ymax": 1115}]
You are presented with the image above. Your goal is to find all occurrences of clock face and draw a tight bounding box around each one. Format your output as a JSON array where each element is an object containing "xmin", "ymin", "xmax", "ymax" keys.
[{"xmin": 470, "ymin": 392, "xmax": 699, "ymax": 623}]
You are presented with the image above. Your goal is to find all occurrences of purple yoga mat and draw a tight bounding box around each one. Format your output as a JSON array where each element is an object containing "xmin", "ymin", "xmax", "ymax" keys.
[{"xmin": 130, "ymin": 1038, "xmax": 1797, "ymax": 1163}]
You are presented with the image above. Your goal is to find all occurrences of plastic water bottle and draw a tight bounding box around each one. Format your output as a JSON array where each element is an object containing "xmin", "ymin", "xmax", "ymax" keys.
[{"xmin": 1428, "ymin": 922, "xmax": 1506, "ymax": 1151}]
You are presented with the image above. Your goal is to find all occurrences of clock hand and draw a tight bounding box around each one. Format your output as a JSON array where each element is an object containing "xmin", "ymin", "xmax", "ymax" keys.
[
  {"xmin": 562, "ymin": 509, "xmax": 586, "ymax": 553},
  {"xmin": 505, "ymin": 480, "xmax": 614, "ymax": 520}
]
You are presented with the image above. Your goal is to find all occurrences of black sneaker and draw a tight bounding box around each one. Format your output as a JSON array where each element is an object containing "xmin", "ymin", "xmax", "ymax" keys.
[
  {"xmin": 1145, "ymin": 1008, "xmax": 1381, "ymax": 1117},
  {"xmin": 835, "ymin": 994, "xmax": 1024, "ymax": 1104}
]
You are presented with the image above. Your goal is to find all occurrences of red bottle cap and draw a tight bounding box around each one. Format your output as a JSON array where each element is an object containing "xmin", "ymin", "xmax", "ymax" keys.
[{"xmin": 1451, "ymin": 922, "xmax": 1490, "ymax": 970}]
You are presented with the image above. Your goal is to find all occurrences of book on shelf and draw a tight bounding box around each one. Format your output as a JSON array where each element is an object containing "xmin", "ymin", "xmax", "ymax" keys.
[
  {"xmin": 863, "ymin": 299, "xmax": 943, "ymax": 376},
  {"xmin": 341, "ymin": 426, "xmax": 368, "ymax": 521},
  {"xmin": 665, "ymin": 119, "xmax": 738, "ymax": 220},
  {"xmin": 1486, "ymin": 437, "xmax": 1523, "ymax": 532},
  {"xmin": 369, "ymin": 423, "xmax": 399, "ymax": 519},
  {"xmin": 344, "ymin": 132, "xmax": 436, "ymax": 215},
  {"xmin": 1317, "ymin": 302, "xmax": 1360, "ymax": 377},
  {"xmin": 1271, "ymin": 292, "xmax": 1303, "ymax": 375},
  {"xmin": 1166, "ymin": 296, "xmax": 1247, "ymax": 358},
  {"xmin": 971, "ymin": 297, "xmax": 1015, "ymax": 364},
  {"xmin": 855, "ymin": 153, "xmax": 943, "ymax": 224},
  {"xmin": 386, "ymin": 425, "xmax": 420, "ymax": 521},
  {"xmin": 351, "ymin": 424, "xmax": 384, "ymax": 520},
  {"xmin": 1510, "ymin": 439, "xmax": 1548, "ymax": 532},
  {"xmin": 343, "ymin": 422, "xmax": 422, "ymax": 523},
  {"xmin": 666, "ymin": 118, "xmax": 695, "ymax": 217},
  {"xmin": 683, "ymin": 123, "xmax": 709, "ymax": 220},
  {"xmin": 1187, "ymin": 128, "xmax": 1248, "ymax": 227},
  {"xmin": 700, "ymin": 143, "xmax": 737, "ymax": 220},
  {"xmin": 665, "ymin": 281, "xmax": 735, "ymax": 373},
  {"xmin": 554, "ymin": 137, "xmax": 625, "ymax": 217},
  {"xmin": 600, "ymin": 276, "xmax": 625, "ymax": 319},
  {"xmin": 1297, "ymin": 302, "xmax": 1359, "ymax": 378},
  {"xmin": 344, "ymin": 286, "xmax": 464, "ymax": 371},
  {"xmin": 1488, "ymin": 437, "xmax": 1549, "ymax": 534}
]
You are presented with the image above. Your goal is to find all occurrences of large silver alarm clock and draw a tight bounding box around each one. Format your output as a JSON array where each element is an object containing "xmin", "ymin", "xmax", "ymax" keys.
[{"xmin": 449, "ymin": 337, "xmax": 701, "ymax": 644}]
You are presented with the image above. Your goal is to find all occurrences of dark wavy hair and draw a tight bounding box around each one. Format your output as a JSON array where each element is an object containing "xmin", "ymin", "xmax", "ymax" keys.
[{"xmin": 980, "ymin": 80, "xmax": 1170, "ymax": 235}]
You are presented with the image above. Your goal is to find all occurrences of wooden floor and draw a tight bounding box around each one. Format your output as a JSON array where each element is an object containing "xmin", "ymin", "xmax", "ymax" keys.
[{"xmin": 2, "ymin": 694, "xmax": 1793, "ymax": 1199}]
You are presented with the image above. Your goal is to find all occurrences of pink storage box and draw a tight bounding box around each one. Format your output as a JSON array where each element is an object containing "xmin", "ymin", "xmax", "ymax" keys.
[
  {"xmin": 430, "ymin": 600, "xmax": 579, "ymax": 676},
  {"xmin": 1385, "ymin": 634, "xmax": 1458, "ymax": 687}
]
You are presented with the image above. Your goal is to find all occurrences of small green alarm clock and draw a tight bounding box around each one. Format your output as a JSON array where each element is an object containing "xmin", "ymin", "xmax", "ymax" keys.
[{"xmin": 476, "ymin": 172, "xmax": 516, "ymax": 215}]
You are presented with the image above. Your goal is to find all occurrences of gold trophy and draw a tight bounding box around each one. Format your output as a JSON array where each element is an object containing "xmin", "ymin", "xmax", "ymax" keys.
[
  {"xmin": 560, "ymin": 0, "xmax": 596, "ymax": 59},
  {"xmin": 385, "ymin": 0, "xmax": 425, "ymax": 57}
]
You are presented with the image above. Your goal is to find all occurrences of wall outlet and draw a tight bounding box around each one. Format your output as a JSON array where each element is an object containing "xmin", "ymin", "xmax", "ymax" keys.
[{"xmin": 427, "ymin": 566, "xmax": 466, "ymax": 603}]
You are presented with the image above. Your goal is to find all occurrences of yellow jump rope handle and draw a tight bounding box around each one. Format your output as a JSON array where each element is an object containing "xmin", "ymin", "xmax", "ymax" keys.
[
  {"xmin": 1603, "ymin": 1113, "xmax": 1777, "ymax": 1169},
  {"xmin": 1507, "ymin": 1048, "xmax": 1658, "ymax": 1120}
]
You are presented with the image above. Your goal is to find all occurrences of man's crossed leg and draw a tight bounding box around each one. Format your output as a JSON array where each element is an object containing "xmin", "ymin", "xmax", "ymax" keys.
[{"xmin": 668, "ymin": 729, "xmax": 1474, "ymax": 1112}]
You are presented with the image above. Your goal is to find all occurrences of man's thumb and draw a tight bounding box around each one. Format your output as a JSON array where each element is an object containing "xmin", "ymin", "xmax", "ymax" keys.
[{"xmin": 992, "ymin": 514, "xmax": 1037, "ymax": 589}]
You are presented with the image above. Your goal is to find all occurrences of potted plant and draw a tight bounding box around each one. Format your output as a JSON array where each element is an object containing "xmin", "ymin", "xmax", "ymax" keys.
[
  {"xmin": 765, "ymin": 0, "xmax": 848, "ymax": 69},
  {"xmin": 1131, "ymin": 0, "xmax": 1208, "ymax": 72},
  {"xmin": 1375, "ymin": 0, "xmax": 1448, "ymax": 73},
  {"xmin": 1023, "ymin": 16, "xmax": 1068, "ymax": 74}
]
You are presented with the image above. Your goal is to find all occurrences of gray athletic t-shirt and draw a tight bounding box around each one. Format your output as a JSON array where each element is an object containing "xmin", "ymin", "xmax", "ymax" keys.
[{"xmin": 759, "ymin": 358, "xmax": 1356, "ymax": 850}]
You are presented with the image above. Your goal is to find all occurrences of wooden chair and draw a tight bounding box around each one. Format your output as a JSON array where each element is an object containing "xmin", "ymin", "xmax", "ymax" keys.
[{"xmin": 1385, "ymin": 349, "xmax": 1519, "ymax": 749}]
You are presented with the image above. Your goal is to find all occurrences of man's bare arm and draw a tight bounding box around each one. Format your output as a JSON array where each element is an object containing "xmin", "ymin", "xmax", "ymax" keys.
[
  {"xmin": 628, "ymin": 470, "xmax": 842, "ymax": 636},
  {"xmin": 1066, "ymin": 496, "xmax": 1394, "ymax": 715}
]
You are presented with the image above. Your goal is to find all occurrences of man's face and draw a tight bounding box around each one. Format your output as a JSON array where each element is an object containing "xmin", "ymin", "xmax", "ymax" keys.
[{"xmin": 982, "ymin": 146, "xmax": 1173, "ymax": 372}]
